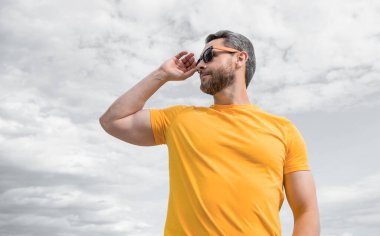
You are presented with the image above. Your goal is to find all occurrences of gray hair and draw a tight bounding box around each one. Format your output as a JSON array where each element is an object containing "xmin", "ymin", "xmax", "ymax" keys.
[{"xmin": 205, "ymin": 30, "xmax": 256, "ymax": 88}]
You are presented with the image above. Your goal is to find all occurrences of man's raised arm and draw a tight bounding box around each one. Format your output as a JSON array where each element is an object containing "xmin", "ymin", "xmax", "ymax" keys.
[{"xmin": 99, "ymin": 51, "xmax": 197, "ymax": 146}]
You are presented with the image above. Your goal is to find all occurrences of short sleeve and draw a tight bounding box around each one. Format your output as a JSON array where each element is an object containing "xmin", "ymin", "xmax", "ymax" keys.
[
  {"xmin": 149, "ymin": 105, "xmax": 188, "ymax": 145},
  {"xmin": 284, "ymin": 121, "xmax": 311, "ymax": 174}
]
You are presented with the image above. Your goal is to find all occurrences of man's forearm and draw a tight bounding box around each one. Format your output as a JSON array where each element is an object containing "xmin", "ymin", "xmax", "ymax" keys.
[
  {"xmin": 100, "ymin": 69, "xmax": 168, "ymax": 124},
  {"xmin": 292, "ymin": 210, "xmax": 320, "ymax": 236}
]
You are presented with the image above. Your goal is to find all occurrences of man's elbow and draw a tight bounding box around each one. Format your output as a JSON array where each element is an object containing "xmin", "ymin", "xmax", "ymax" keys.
[
  {"xmin": 293, "ymin": 208, "xmax": 320, "ymax": 235},
  {"xmin": 99, "ymin": 114, "xmax": 113, "ymax": 133}
]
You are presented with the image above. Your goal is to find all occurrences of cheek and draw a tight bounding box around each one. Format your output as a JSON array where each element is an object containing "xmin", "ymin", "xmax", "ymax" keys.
[
  {"xmin": 221, "ymin": 62, "xmax": 234, "ymax": 74},
  {"xmin": 220, "ymin": 58, "xmax": 235, "ymax": 69}
]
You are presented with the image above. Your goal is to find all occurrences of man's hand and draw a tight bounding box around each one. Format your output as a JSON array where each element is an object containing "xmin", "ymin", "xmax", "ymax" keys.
[{"xmin": 159, "ymin": 51, "xmax": 197, "ymax": 81}]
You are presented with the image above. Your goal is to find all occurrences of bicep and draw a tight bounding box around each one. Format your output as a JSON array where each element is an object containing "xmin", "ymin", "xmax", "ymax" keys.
[
  {"xmin": 284, "ymin": 170, "xmax": 318, "ymax": 216},
  {"xmin": 102, "ymin": 109, "xmax": 156, "ymax": 146}
]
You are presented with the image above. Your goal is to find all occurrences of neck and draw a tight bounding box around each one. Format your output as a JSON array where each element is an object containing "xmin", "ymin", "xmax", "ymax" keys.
[{"xmin": 213, "ymin": 80, "xmax": 250, "ymax": 105}]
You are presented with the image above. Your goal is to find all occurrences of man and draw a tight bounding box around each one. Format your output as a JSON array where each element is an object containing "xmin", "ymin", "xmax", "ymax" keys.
[{"xmin": 99, "ymin": 30, "xmax": 320, "ymax": 235}]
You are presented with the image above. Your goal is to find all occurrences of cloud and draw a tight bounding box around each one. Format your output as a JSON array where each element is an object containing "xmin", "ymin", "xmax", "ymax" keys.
[
  {"xmin": 318, "ymin": 173, "xmax": 380, "ymax": 235},
  {"xmin": 256, "ymin": 65, "xmax": 380, "ymax": 113},
  {"xmin": 1, "ymin": 0, "xmax": 380, "ymax": 235},
  {"xmin": 0, "ymin": 185, "xmax": 150, "ymax": 236}
]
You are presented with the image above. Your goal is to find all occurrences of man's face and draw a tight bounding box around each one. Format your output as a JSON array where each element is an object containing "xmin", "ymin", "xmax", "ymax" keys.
[{"xmin": 197, "ymin": 39, "xmax": 236, "ymax": 95}]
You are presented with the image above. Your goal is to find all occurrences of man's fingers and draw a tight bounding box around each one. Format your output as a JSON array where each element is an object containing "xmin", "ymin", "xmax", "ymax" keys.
[
  {"xmin": 183, "ymin": 56, "xmax": 195, "ymax": 68},
  {"xmin": 175, "ymin": 51, "xmax": 195, "ymax": 64},
  {"xmin": 182, "ymin": 52, "xmax": 194, "ymax": 62},
  {"xmin": 175, "ymin": 51, "xmax": 188, "ymax": 59},
  {"xmin": 183, "ymin": 63, "xmax": 198, "ymax": 77},
  {"xmin": 173, "ymin": 51, "xmax": 197, "ymax": 77},
  {"xmin": 179, "ymin": 53, "xmax": 195, "ymax": 68},
  {"xmin": 191, "ymin": 59, "xmax": 197, "ymax": 69},
  {"xmin": 188, "ymin": 60, "xmax": 197, "ymax": 71}
]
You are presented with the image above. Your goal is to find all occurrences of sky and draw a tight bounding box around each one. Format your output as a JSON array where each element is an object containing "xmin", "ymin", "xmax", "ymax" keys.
[{"xmin": 0, "ymin": 0, "xmax": 379, "ymax": 235}]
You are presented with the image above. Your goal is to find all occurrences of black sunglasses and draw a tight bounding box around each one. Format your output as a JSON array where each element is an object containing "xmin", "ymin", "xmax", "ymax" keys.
[{"xmin": 196, "ymin": 45, "xmax": 241, "ymax": 66}]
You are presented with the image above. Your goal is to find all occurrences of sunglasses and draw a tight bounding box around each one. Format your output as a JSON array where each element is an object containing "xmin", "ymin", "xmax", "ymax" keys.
[{"xmin": 196, "ymin": 46, "xmax": 241, "ymax": 66}]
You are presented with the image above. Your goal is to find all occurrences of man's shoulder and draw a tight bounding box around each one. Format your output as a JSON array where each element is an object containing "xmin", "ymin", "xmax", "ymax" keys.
[
  {"xmin": 152, "ymin": 104, "xmax": 212, "ymax": 112},
  {"xmin": 149, "ymin": 105, "xmax": 198, "ymax": 119},
  {"xmin": 150, "ymin": 104, "xmax": 192, "ymax": 111},
  {"xmin": 252, "ymin": 106, "xmax": 296, "ymax": 133},
  {"xmin": 254, "ymin": 105, "xmax": 290, "ymax": 122}
]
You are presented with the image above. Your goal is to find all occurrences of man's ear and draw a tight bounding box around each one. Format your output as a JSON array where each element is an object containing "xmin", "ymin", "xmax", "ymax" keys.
[{"xmin": 236, "ymin": 51, "xmax": 248, "ymax": 68}]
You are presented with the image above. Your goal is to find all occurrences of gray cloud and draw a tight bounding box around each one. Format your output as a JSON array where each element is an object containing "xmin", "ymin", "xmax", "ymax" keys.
[
  {"xmin": 318, "ymin": 173, "xmax": 380, "ymax": 235},
  {"xmin": 1, "ymin": 0, "xmax": 380, "ymax": 235}
]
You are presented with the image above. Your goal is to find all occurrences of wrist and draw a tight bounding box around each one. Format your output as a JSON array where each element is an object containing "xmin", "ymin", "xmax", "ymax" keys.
[{"xmin": 155, "ymin": 67, "xmax": 171, "ymax": 83}]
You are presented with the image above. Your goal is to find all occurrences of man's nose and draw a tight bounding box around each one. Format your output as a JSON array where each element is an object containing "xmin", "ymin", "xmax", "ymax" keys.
[{"xmin": 196, "ymin": 59, "xmax": 206, "ymax": 73}]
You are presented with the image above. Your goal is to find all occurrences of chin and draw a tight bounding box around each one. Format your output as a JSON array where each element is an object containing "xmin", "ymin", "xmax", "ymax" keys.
[{"xmin": 200, "ymin": 86, "xmax": 218, "ymax": 96}]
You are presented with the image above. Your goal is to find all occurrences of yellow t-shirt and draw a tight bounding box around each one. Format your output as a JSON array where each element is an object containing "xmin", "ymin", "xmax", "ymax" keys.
[{"xmin": 150, "ymin": 104, "xmax": 310, "ymax": 236}]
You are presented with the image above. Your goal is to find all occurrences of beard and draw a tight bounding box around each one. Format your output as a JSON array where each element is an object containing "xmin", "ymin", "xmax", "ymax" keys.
[{"xmin": 200, "ymin": 64, "xmax": 235, "ymax": 95}]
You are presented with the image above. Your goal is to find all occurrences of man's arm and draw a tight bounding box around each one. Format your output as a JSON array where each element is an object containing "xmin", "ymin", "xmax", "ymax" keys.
[
  {"xmin": 99, "ymin": 51, "xmax": 197, "ymax": 146},
  {"xmin": 284, "ymin": 170, "xmax": 320, "ymax": 236}
]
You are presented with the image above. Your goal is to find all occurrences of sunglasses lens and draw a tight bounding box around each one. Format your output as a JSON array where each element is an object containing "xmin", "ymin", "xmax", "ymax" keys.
[
  {"xmin": 204, "ymin": 48, "xmax": 213, "ymax": 63},
  {"xmin": 196, "ymin": 47, "xmax": 214, "ymax": 65}
]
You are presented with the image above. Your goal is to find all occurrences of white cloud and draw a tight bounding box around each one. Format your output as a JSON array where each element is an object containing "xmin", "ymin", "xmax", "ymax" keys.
[
  {"xmin": 0, "ymin": 186, "xmax": 151, "ymax": 236},
  {"xmin": 318, "ymin": 173, "xmax": 380, "ymax": 234},
  {"xmin": 1, "ymin": 0, "xmax": 380, "ymax": 235}
]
